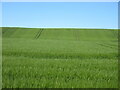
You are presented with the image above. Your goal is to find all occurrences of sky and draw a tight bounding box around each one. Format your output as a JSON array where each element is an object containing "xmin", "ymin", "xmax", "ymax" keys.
[{"xmin": 2, "ymin": 2, "xmax": 118, "ymax": 29}]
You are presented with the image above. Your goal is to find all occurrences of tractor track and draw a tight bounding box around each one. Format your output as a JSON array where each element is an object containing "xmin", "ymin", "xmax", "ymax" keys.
[
  {"xmin": 34, "ymin": 29, "xmax": 44, "ymax": 39},
  {"xmin": 73, "ymin": 30, "xmax": 80, "ymax": 41},
  {"xmin": 96, "ymin": 42, "xmax": 117, "ymax": 49}
]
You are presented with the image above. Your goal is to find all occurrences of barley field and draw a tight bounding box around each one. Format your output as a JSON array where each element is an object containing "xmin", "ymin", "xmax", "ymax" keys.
[{"xmin": 2, "ymin": 27, "xmax": 118, "ymax": 88}]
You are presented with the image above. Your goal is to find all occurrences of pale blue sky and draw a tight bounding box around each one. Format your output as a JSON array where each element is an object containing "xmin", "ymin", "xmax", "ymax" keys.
[{"xmin": 2, "ymin": 2, "xmax": 118, "ymax": 29}]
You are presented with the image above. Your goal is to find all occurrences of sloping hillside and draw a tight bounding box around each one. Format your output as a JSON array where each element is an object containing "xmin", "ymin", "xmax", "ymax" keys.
[
  {"xmin": 2, "ymin": 27, "xmax": 118, "ymax": 59},
  {"xmin": 2, "ymin": 27, "xmax": 118, "ymax": 88}
]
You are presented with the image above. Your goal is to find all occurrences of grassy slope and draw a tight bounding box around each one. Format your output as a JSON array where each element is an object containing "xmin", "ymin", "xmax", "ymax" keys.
[{"xmin": 2, "ymin": 27, "xmax": 118, "ymax": 88}]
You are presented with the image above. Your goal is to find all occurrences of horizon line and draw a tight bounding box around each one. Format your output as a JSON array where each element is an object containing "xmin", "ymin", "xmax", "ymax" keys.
[{"xmin": 1, "ymin": 26, "xmax": 118, "ymax": 30}]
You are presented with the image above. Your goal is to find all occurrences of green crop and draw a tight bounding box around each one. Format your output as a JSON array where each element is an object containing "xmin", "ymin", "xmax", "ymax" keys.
[{"xmin": 2, "ymin": 27, "xmax": 118, "ymax": 88}]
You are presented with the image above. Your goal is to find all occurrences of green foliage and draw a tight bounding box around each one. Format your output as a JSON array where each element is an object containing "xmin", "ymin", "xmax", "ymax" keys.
[{"xmin": 2, "ymin": 27, "xmax": 118, "ymax": 88}]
